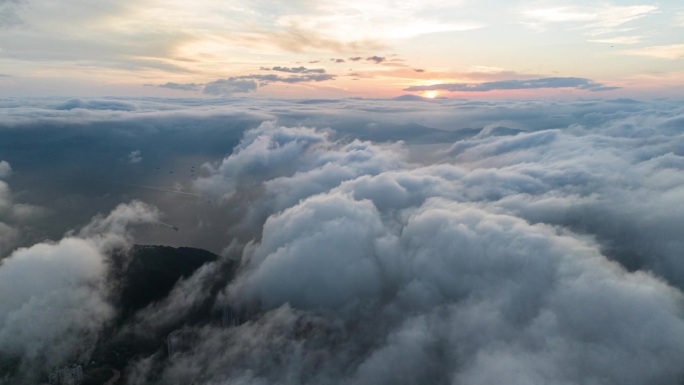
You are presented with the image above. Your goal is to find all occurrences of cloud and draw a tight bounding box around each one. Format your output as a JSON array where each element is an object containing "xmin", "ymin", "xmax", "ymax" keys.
[
  {"xmin": 155, "ymin": 71, "xmax": 335, "ymax": 96},
  {"xmin": 193, "ymin": 122, "xmax": 333, "ymax": 201},
  {"xmin": 260, "ymin": 66, "xmax": 326, "ymax": 74},
  {"xmin": 4, "ymin": 97, "xmax": 684, "ymax": 384},
  {"xmin": 589, "ymin": 35, "xmax": 642, "ymax": 45},
  {"xmin": 0, "ymin": 165, "xmax": 45, "ymax": 258},
  {"xmin": 193, "ymin": 121, "xmax": 404, "ymax": 209},
  {"xmin": 128, "ymin": 150, "xmax": 142, "ymax": 164},
  {"xmin": 241, "ymin": 73, "xmax": 336, "ymax": 84},
  {"xmin": 148, "ymin": 111, "xmax": 684, "ymax": 384},
  {"xmin": 77, "ymin": 200, "xmax": 160, "ymax": 241},
  {"xmin": 273, "ymin": 1, "xmax": 483, "ymax": 46},
  {"xmin": 0, "ymin": 0, "xmax": 195, "ymax": 78},
  {"xmin": 0, "ymin": 201, "xmax": 159, "ymax": 382},
  {"xmin": 619, "ymin": 44, "xmax": 684, "ymax": 60},
  {"xmin": 522, "ymin": 4, "xmax": 658, "ymax": 35},
  {"xmin": 0, "ymin": 237, "xmax": 113, "ymax": 376},
  {"xmin": 124, "ymin": 257, "xmax": 228, "ymax": 337},
  {"xmin": 0, "ymin": 0, "xmax": 23, "ymax": 29},
  {"xmin": 200, "ymin": 73, "xmax": 336, "ymax": 95},
  {"xmin": 404, "ymin": 77, "xmax": 619, "ymax": 92},
  {"xmin": 231, "ymin": 193, "xmax": 386, "ymax": 309},
  {"xmin": 157, "ymin": 82, "xmax": 203, "ymax": 91},
  {"xmin": 0, "ymin": 161, "xmax": 12, "ymax": 179},
  {"xmin": 202, "ymin": 78, "xmax": 258, "ymax": 96},
  {"xmin": 366, "ymin": 55, "xmax": 386, "ymax": 64},
  {"xmin": 55, "ymin": 98, "xmax": 137, "ymax": 111}
]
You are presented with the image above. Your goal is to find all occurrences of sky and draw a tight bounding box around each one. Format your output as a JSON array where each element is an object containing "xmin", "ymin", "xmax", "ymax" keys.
[{"xmin": 0, "ymin": 0, "xmax": 683, "ymax": 98}]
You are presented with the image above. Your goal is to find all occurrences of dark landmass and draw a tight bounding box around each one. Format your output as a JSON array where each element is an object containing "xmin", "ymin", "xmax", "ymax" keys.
[{"xmin": 116, "ymin": 245, "xmax": 220, "ymax": 320}]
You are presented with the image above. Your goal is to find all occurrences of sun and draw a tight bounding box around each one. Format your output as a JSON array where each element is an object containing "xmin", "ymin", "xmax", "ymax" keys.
[{"xmin": 423, "ymin": 90, "xmax": 439, "ymax": 99}]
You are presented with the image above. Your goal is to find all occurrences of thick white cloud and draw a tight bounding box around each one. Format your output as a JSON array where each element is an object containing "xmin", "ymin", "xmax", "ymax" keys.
[
  {"xmin": 0, "ymin": 200, "xmax": 159, "ymax": 381},
  {"xmin": 231, "ymin": 193, "xmax": 386, "ymax": 309},
  {"xmin": 194, "ymin": 121, "xmax": 330, "ymax": 200},
  {"xmin": 3, "ymin": 97, "xmax": 684, "ymax": 384},
  {"xmin": 156, "ymin": 193, "xmax": 684, "ymax": 385},
  {"xmin": 0, "ymin": 237, "xmax": 111, "ymax": 369},
  {"xmin": 194, "ymin": 121, "xmax": 405, "ymax": 214},
  {"xmin": 141, "ymin": 100, "xmax": 684, "ymax": 384}
]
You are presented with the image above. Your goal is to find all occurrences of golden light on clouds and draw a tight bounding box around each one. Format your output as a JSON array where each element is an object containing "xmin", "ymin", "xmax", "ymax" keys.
[{"xmin": 0, "ymin": 0, "xmax": 680, "ymax": 98}]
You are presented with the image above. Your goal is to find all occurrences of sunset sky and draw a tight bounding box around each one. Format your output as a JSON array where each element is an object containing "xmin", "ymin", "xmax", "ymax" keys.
[
  {"xmin": 0, "ymin": 0, "xmax": 682, "ymax": 98},
  {"xmin": 4, "ymin": 3, "xmax": 684, "ymax": 384}
]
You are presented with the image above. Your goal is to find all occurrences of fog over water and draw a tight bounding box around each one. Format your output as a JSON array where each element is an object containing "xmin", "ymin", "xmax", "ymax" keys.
[{"xmin": 1, "ymin": 96, "xmax": 684, "ymax": 384}]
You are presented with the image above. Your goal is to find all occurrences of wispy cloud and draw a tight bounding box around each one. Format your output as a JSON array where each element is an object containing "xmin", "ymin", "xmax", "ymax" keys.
[
  {"xmin": 239, "ymin": 73, "xmax": 336, "ymax": 84},
  {"xmin": 404, "ymin": 77, "xmax": 619, "ymax": 92},
  {"xmin": 231, "ymin": 28, "xmax": 384, "ymax": 53},
  {"xmin": 619, "ymin": 44, "xmax": 684, "ymax": 60},
  {"xmin": 275, "ymin": 1, "xmax": 483, "ymax": 44},
  {"xmin": 522, "ymin": 4, "xmax": 657, "ymax": 30},
  {"xmin": 589, "ymin": 36, "xmax": 643, "ymax": 45},
  {"xmin": 0, "ymin": 0, "xmax": 24, "ymax": 29},
  {"xmin": 260, "ymin": 66, "xmax": 326, "ymax": 74},
  {"xmin": 521, "ymin": 4, "xmax": 658, "ymax": 40},
  {"xmin": 522, "ymin": 7, "xmax": 595, "ymax": 24}
]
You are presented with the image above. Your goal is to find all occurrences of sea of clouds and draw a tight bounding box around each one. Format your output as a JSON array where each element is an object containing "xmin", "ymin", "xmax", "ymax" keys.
[{"xmin": 1, "ymin": 96, "xmax": 684, "ymax": 384}]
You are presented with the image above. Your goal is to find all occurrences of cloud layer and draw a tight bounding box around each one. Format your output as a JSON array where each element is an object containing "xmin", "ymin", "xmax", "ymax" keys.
[
  {"xmin": 405, "ymin": 77, "xmax": 619, "ymax": 93},
  {"xmin": 147, "ymin": 99, "xmax": 684, "ymax": 384},
  {"xmin": 2, "ymin": 96, "xmax": 684, "ymax": 384}
]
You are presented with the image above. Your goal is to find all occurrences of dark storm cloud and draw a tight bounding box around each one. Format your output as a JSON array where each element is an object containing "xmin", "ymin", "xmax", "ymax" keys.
[
  {"xmin": 260, "ymin": 66, "xmax": 326, "ymax": 74},
  {"xmin": 405, "ymin": 77, "xmax": 620, "ymax": 92},
  {"xmin": 2, "ymin": 96, "xmax": 684, "ymax": 385}
]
